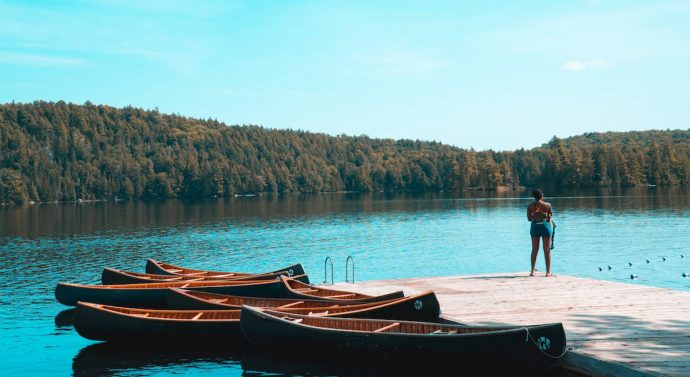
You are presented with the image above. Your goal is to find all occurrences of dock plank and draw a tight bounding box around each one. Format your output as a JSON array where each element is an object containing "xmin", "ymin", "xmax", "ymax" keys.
[{"xmin": 331, "ymin": 273, "xmax": 690, "ymax": 377}]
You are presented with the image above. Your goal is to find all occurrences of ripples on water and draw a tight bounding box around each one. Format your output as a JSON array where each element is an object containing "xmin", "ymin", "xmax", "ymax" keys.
[{"xmin": 1, "ymin": 187, "xmax": 689, "ymax": 376}]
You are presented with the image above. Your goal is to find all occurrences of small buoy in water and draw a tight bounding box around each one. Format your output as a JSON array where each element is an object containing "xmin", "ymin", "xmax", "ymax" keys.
[
  {"xmin": 608, "ymin": 266, "xmax": 612, "ymax": 270},
  {"xmin": 662, "ymin": 257, "xmax": 667, "ymax": 261},
  {"xmin": 681, "ymin": 254, "xmax": 685, "ymax": 258},
  {"xmin": 630, "ymin": 274, "xmax": 638, "ymax": 280},
  {"xmin": 598, "ymin": 267, "xmax": 603, "ymax": 271},
  {"xmin": 628, "ymin": 262, "xmax": 632, "ymax": 267},
  {"xmin": 683, "ymin": 273, "xmax": 689, "ymax": 278},
  {"xmin": 646, "ymin": 259, "xmax": 650, "ymax": 263}
]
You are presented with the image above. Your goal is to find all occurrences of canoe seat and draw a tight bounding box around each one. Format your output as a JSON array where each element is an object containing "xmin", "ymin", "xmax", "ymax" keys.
[
  {"xmin": 322, "ymin": 293, "xmax": 356, "ymax": 298},
  {"xmin": 185, "ymin": 272, "xmax": 208, "ymax": 276},
  {"xmin": 293, "ymin": 288, "xmax": 318, "ymax": 293},
  {"xmin": 168, "ymin": 269, "xmax": 183, "ymax": 273},
  {"xmin": 277, "ymin": 301, "xmax": 304, "ymax": 308},
  {"xmin": 308, "ymin": 311, "xmax": 329, "ymax": 316},
  {"xmin": 181, "ymin": 284, "xmax": 190, "ymax": 288},
  {"xmin": 213, "ymin": 273, "xmax": 236, "ymax": 278},
  {"xmin": 432, "ymin": 329, "xmax": 458, "ymax": 335},
  {"xmin": 373, "ymin": 323, "xmax": 400, "ymax": 333},
  {"xmin": 282, "ymin": 317, "xmax": 303, "ymax": 323},
  {"xmin": 209, "ymin": 298, "xmax": 228, "ymax": 303},
  {"xmin": 133, "ymin": 313, "xmax": 150, "ymax": 317},
  {"xmin": 192, "ymin": 312, "xmax": 203, "ymax": 320}
]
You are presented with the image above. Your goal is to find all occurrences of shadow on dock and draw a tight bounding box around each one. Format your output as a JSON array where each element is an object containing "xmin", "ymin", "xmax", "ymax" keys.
[{"xmin": 564, "ymin": 313, "xmax": 689, "ymax": 376}]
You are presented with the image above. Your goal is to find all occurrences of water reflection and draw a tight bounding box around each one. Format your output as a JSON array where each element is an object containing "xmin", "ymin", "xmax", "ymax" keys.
[
  {"xmin": 55, "ymin": 309, "xmax": 75, "ymax": 328},
  {"xmin": 3, "ymin": 187, "xmax": 688, "ymax": 239},
  {"xmin": 72, "ymin": 343, "xmax": 246, "ymax": 377},
  {"xmin": 72, "ymin": 342, "xmax": 565, "ymax": 377}
]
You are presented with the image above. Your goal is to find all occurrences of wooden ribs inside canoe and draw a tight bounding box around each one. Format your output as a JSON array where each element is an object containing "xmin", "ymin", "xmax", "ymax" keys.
[
  {"xmin": 101, "ymin": 267, "xmax": 309, "ymax": 285},
  {"xmin": 166, "ymin": 288, "xmax": 442, "ymax": 322},
  {"xmin": 55, "ymin": 275, "xmax": 306, "ymax": 308},
  {"xmin": 280, "ymin": 276, "xmax": 404, "ymax": 303},
  {"xmin": 145, "ymin": 259, "xmax": 307, "ymax": 283}
]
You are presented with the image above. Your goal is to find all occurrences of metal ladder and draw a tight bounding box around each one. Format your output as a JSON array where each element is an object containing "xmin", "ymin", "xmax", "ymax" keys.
[
  {"xmin": 323, "ymin": 256, "xmax": 334, "ymax": 285},
  {"xmin": 323, "ymin": 256, "xmax": 355, "ymax": 284},
  {"xmin": 346, "ymin": 255, "xmax": 355, "ymax": 284}
]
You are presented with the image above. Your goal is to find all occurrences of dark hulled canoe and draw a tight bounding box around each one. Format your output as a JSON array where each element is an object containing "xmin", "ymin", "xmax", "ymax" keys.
[
  {"xmin": 74, "ymin": 302, "xmax": 246, "ymax": 342},
  {"xmin": 75, "ymin": 292, "xmax": 442, "ymax": 342},
  {"xmin": 55, "ymin": 275, "xmax": 306, "ymax": 308},
  {"xmin": 145, "ymin": 259, "xmax": 306, "ymax": 281},
  {"xmin": 280, "ymin": 276, "xmax": 404, "ymax": 303},
  {"xmin": 240, "ymin": 306, "xmax": 568, "ymax": 369},
  {"xmin": 166, "ymin": 288, "xmax": 441, "ymax": 322},
  {"xmin": 101, "ymin": 267, "xmax": 309, "ymax": 285}
]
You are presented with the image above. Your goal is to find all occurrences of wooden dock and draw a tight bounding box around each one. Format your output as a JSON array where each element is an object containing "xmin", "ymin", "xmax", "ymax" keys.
[{"xmin": 332, "ymin": 273, "xmax": 690, "ymax": 377}]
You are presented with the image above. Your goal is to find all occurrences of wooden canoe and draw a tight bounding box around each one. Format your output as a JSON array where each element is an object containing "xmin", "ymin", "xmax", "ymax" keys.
[
  {"xmin": 101, "ymin": 267, "xmax": 310, "ymax": 285},
  {"xmin": 74, "ymin": 302, "xmax": 246, "ymax": 342},
  {"xmin": 75, "ymin": 292, "xmax": 442, "ymax": 342},
  {"xmin": 166, "ymin": 288, "xmax": 441, "ymax": 322},
  {"xmin": 280, "ymin": 276, "xmax": 404, "ymax": 303},
  {"xmin": 240, "ymin": 306, "xmax": 568, "ymax": 369},
  {"xmin": 145, "ymin": 259, "xmax": 306, "ymax": 281},
  {"xmin": 55, "ymin": 275, "xmax": 306, "ymax": 308}
]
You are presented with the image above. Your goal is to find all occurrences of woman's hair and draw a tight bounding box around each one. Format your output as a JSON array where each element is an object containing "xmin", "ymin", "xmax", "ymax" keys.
[{"xmin": 532, "ymin": 189, "xmax": 544, "ymax": 200}]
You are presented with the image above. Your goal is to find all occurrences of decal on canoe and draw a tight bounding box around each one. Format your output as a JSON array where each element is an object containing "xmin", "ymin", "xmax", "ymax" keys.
[
  {"xmin": 536, "ymin": 336, "xmax": 551, "ymax": 351},
  {"xmin": 288, "ymin": 269, "xmax": 294, "ymax": 277},
  {"xmin": 413, "ymin": 300, "xmax": 423, "ymax": 310}
]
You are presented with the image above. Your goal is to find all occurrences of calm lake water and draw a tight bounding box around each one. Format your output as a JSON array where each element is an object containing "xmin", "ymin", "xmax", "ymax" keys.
[{"xmin": 2, "ymin": 187, "xmax": 690, "ymax": 376}]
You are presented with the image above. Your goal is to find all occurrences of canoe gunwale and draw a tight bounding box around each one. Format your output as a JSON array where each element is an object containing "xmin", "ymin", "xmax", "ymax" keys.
[
  {"xmin": 243, "ymin": 306, "xmax": 562, "ymax": 338},
  {"xmin": 76, "ymin": 302, "xmax": 243, "ymax": 323}
]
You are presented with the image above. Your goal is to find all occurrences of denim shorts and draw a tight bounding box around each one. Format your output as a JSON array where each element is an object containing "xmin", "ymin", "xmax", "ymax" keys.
[{"xmin": 530, "ymin": 221, "xmax": 553, "ymax": 238}]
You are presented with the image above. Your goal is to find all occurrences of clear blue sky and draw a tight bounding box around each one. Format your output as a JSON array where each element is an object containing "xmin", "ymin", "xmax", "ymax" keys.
[{"xmin": 1, "ymin": 1, "xmax": 688, "ymax": 150}]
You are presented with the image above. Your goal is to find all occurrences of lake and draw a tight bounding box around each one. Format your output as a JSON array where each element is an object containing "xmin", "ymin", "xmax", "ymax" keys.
[{"xmin": 1, "ymin": 187, "xmax": 689, "ymax": 376}]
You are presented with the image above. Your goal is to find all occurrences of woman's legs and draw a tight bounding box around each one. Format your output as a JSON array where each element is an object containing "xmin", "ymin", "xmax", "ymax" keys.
[
  {"xmin": 530, "ymin": 237, "xmax": 540, "ymax": 276},
  {"xmin": 543, "ymin": 236, "xmax": 552, "ymax": 276}
]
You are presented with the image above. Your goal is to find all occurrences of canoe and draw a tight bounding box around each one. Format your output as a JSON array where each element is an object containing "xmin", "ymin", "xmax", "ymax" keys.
[
  {"xmin": 240, "ymin": 306, "xmax": 567, "ymax": 368},
  {"xmin": 166, "ymin": 288, "xmax": 441, "ymax": 322},
  {"xmin": 75, "ymin": 292, "xmax": 442, "ymax": 342},
  {"xmin": 55, "ymin": 275, "xmax": 306, "ymax": 308},
  {"xmin": 101, "ymin": 267, "xmax": 310, "ymax": 285},
  {"xmin": 74, "ymin": 302, "xmax": 246, "ymax": 342},
  {"xmin": 280, "ymin": 276, "xmax": 404, "ymax": 303},
  {"xmin": 145, "ymin": 259, "xmax": 306, "ymax": 281}
]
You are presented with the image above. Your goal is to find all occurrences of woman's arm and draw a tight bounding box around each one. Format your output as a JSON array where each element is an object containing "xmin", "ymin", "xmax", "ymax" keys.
[{"xmin": 527, "ymin": 204, "xmax": 532, "ymax": 221}]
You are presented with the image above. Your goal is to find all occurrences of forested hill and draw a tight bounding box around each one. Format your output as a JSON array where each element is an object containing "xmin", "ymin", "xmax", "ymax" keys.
[{"xmin": 1, "ymin": 101, "xmax": 689, "ymax": 204}]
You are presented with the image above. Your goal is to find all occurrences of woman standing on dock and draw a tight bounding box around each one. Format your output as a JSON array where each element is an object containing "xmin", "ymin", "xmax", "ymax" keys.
[{"xmin": 527, "ymin": 189, "xmax": 554, "ymax": 277}]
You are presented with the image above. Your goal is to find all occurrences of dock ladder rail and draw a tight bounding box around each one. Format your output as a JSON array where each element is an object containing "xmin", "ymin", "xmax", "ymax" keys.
[
  {"xmin": 323, "ymin": 256, "xmax": 334, "ymax": 285},
  {"xmin": 345, "ymin": 255, "xmax": 355, "ymax": 284}
]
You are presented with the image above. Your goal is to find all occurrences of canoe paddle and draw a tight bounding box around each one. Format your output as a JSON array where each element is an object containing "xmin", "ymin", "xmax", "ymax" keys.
[{"xmin": 550, "ymin": 222, "xmax": 557, "ymax": 250}]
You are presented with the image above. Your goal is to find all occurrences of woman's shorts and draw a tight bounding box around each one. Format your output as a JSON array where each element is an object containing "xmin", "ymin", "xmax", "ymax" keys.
[{"xmin": 530, "ymin": 221, "xmax": 553, "ymax": 238}]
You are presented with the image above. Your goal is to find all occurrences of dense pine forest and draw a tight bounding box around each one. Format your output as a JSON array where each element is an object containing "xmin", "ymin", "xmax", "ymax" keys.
[{"xmin": 1, "ymin": 101, "xmax": 689, "ymax": 204}]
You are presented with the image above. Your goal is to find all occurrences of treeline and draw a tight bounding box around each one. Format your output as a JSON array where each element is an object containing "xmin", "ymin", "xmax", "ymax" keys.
[{"xmin": 1, "ymin": 101, "xmax": 689, "ymax": 204}]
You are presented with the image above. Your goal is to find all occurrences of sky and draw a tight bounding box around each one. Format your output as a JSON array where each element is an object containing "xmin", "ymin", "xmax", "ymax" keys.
[{"xmin": 1, "ymin": 0, "xmax": 689, "ymax": 150}]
